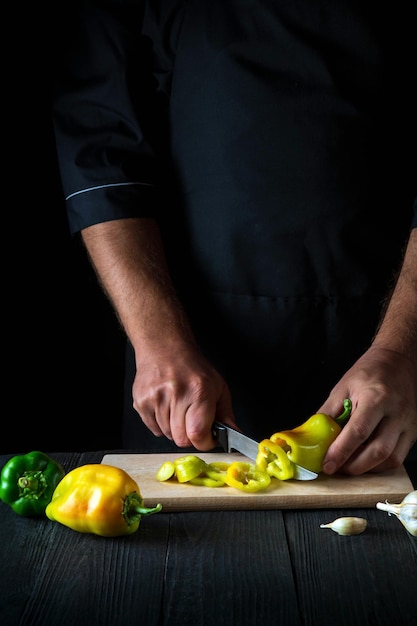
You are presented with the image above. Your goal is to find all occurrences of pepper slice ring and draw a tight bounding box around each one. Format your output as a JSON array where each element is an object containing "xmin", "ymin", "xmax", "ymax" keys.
[{"xmin": 225, "ymin": 461, "xmax": 271, "ymax": 492}]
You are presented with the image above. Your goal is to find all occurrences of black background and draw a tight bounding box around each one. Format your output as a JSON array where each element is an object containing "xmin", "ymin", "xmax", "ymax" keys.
[{"xmin": 3, "ymin": 7, "xmax": 124, "ymax": 453}]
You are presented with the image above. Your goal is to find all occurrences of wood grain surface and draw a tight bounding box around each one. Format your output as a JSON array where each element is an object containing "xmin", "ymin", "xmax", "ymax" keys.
[
  {"xmin": 2, "ymin": 451, "xmax": 416, "ymax": 626},
  {"xmin": 101, "ymin": 452, "xmax": 414, "ymax": 511}
]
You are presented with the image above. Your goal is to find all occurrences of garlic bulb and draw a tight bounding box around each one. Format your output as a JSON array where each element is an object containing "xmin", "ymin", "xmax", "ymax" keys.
[
  {"xmin": 320, "ymin": 516, "xmax": 367, "ymax": 535},
  {"xmin": 376, "ymin": 490, "xmax": 417, "ymax": 537}
]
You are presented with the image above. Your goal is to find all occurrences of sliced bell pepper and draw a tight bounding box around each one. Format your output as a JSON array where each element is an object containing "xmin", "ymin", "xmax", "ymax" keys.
[
  {"xmin": 174, "ymin": 455, "xmax": 208, "ymax": 483},
  {"xmin": 205, "ymin": 461, "xmax": 230, "ymax": 484},
  {"xmin": 189, "ymin": 475, "xmax": 225, "ymax": 487},
  {"xmin": 270, "ymin": 398, "xmax": 352, "ymax": 473},
  {"xmin": 225, "ymin": 461, "xmax": 271, "ymax": 492},
  {"xmin": 0, "ymin": 450, "xmax": 65, "ymax": 516},
  {"xmin": 156, "ymin": 461, "xmax": 176, "ymax": 482},
  {"xmin": 256, "ymin": 439, "xmax": 294, "ymax": 480},
  {"xmin": 45, "ymin": 464, "xmax": 162, "ymax": 537}
]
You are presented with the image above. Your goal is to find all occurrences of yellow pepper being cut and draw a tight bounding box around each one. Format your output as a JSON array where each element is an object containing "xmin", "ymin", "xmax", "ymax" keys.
[
  {"xmin": 45, "ymin": 464, "xmax": 162, "ymax": 537},
  {"xmin": 270, "ymin": 398, "xmax": 352, "ymax": 473}
]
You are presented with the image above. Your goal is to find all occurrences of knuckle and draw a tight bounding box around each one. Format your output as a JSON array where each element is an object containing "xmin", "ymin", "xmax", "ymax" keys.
[
  {"xmin": 350, "ymin": 421, "xmax": 372, "ymax": 442},
  {"xmin": 188, "ymin": 375, "xmax": 211, "ymax": 399},
  {"xmin": 371, "ymin": 440, "xmax": 393, "ymax": 463},
  {"xmin": 385, "ymin": 450, "xmax": 403, "ymax": 469}
]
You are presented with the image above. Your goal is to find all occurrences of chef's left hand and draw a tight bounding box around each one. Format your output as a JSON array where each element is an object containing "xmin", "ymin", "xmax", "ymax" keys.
[{"xmin": 319, "ymin": 346, "xmax": 417, "ymax": 475}]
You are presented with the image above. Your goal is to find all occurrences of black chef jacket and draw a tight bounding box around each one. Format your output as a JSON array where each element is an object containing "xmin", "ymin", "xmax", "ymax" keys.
[{"xmin": 55, "ymin": 0, "xmax": 417, "ymax": 445}]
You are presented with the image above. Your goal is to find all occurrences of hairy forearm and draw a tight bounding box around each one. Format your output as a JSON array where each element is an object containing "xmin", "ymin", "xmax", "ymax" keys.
[
  {"xmin": 372, "ymin": 228, "xmax": 417, "ymax": 366},
  {"xmin": 81, "ymin": 218, "xmax": 196, "ymax": 352}
]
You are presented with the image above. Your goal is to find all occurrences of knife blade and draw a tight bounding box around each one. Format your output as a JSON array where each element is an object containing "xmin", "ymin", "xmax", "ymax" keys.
[{"xmin": 213, "ymin": 422, "xmax": 318, "ymax": 481}]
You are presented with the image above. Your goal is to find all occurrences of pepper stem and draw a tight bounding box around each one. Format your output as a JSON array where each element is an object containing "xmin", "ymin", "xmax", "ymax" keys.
[
  {"xmin": 134, "ymin": 503, "xmax": 163, "ymax": 517},
  {"xmin": 18, "ymin": 476, "xmax": 39, "ymax": 491},
  {"xmin": 334, "ymin": 398, "xmax": 352, "ymax": 425},
  {"xmin": 17, "ymin": 471, "xmax": 47, "ymax": 497},
  {"xmin": 122, "ymin": 492, "xmax": 162, "ymax": 527}
]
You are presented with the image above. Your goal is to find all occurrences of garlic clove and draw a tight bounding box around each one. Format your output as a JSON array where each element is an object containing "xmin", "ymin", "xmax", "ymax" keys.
[
  {"xmin": 320, "ymin": 516, "xmax": 367, "ymax": 536},
  {"xmin": 376, "ymin": 490, "xmax": 417, "ymax": 537}
]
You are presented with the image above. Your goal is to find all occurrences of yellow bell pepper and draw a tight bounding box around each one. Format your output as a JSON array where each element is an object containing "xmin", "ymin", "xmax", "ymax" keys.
[
  {"xmin": 270, "ymin": 399, "xmax": 352, "ymax": 473},
  {"xmin": 45, "ymin": 464, "xmax": 162, "ymax": 537}
]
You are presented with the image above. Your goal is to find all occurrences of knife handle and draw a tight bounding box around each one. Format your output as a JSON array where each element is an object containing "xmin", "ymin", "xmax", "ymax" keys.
[{"xmin": 212, "ymin": 422, "xmax": 229, "ymax": 453}]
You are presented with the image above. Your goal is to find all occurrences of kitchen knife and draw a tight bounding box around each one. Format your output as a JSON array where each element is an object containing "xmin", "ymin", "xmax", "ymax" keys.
[{"xmin": 213, "ymin": 422, "xmax": 318, "ymax": 481}]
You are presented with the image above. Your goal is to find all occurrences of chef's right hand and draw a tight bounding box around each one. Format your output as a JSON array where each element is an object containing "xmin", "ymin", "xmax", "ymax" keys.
[{"xmin": 131, "ymin": 341, "xmax": 238, "ymax": 450}]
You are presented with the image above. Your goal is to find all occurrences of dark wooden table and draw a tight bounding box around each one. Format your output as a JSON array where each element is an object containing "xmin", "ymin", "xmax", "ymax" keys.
[{"xmin": 1, "ymin": 450, "xmax": 416, "ymax": 626}]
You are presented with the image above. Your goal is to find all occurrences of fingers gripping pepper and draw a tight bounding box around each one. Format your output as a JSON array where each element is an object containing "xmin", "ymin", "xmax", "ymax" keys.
[
  {"xmin": 45, "ymin": 464, "xmax": 162, "ymax": 537},
  {"xmin": 0, "ymin": 451, "xmax": 65, "ymax": 516},
  {"xmin": 270, "ymin": 399, "xmax": 352, "ymax": 473}
]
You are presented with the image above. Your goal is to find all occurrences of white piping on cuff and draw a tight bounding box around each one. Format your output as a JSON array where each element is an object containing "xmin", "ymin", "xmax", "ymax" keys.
[{"xmin": 65, "ymin": 181, "xmax": 154, "ymax": 201}]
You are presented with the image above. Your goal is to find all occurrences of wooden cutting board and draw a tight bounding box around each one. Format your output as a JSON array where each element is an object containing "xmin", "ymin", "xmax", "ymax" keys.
[{"xmin": 101, "ymin": 453, "xmax": 414, "ymax": 512}]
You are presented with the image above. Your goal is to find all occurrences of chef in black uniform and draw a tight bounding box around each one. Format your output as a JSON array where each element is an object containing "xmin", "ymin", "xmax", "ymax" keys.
[{"xmin": 54, "ymin": 0, "xmax": 417, "ymax": 473}]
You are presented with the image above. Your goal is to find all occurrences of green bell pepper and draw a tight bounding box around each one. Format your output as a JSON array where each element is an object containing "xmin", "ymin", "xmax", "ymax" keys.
[{"xmin": 0, "ymin": 450, "xmax": 65, "ymax": 516}]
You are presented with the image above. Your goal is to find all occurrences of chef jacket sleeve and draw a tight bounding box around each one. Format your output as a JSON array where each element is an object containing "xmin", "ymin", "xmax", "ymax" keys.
[{"xmin": 54, "ymin": 0, "xmax": 158, "ymax": 234}]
